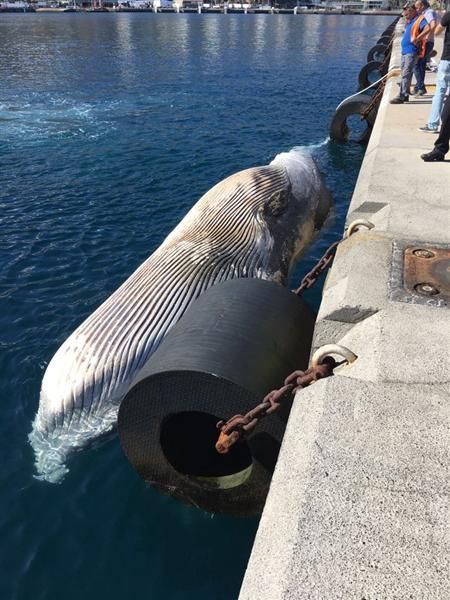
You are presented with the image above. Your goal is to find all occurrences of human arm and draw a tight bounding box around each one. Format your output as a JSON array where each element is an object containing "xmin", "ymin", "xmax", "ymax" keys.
[
  {"xmin": 434, "ymin": 11, "xmax": 450, "ymax": 37},
  {"xmin": 423, "ymin": 9, "xmax": 438, "ymax": 36},
  {"xmin": 411, "ymin": 22, "xmax": 430, "ymax": 44},
  {"xmin": 426, "ymin": 18, "xmax": 437, "ymax": 36}
]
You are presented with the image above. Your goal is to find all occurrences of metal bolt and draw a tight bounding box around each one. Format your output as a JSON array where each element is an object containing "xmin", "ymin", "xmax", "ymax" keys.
[
  {"xmin": 412, "ymin": 249, "xmax": 435, "ymax": 259},
  {"xmin": 414, "ymin": 283, "xmax": 440, "ymax": 296}
]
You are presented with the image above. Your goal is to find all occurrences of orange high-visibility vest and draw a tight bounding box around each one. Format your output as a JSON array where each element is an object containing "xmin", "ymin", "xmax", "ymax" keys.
[{"xmin": 411, "ymin": 15, "xmax": 427, "ymax": 58}]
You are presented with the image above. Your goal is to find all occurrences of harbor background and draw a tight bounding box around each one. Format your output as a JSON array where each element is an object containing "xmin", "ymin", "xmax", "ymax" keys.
[
  {"xmin": 0, "ymin": 14, "xmax": 392, "ymax": 600},
  {"xmin": 0, "ymin": 0, "xmax": 402, "ymax": 15}
]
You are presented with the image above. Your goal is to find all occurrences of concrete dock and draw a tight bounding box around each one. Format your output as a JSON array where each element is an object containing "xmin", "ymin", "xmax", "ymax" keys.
[{"xmin": 239, "ymin": 21, "xmax": 450, "ymax": 600}]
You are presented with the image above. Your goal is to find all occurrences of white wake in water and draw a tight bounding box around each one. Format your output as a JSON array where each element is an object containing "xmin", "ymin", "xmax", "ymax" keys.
[{"xmin": 290, "ymin": 137, "xmax": 330, "ymax": 151}]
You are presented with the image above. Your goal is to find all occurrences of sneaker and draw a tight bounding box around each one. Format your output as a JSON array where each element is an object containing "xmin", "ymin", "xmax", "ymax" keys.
[
  {"xmin": 421, "ymin": 149, "xmax": 445, "ymax": 162},
  {"xmin": 390, "ymin": 95, "xmax": 409, "ymax": 104},
  {"xmin": 419, "ymin": 125, "xmax": 438, "ymax": 133},
  {"xmin": 414, "ymin": 89, "xmax": 426, "ymax": 97}
]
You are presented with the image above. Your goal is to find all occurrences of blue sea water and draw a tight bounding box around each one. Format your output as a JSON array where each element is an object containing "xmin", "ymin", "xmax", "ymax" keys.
[{"xmin": 0, "ymin": 13, "xmax": 393, "ymax": 600}]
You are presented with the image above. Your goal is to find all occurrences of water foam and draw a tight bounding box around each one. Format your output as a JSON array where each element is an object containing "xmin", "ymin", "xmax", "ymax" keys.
[
  {"xmin": 0, "ymin": 95, "xmax": 119, "ymax": 143},
  {"xmin": 290, "ymin": 137, "xmax": 330, "ymax": 151}
]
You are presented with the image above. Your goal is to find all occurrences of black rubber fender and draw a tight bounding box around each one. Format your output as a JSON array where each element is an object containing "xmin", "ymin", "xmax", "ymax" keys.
[
  {"xmin": 382, "ymin": 25, "xmax": 395, "ymax": 36},
  {"xmin": 377, "ymin": 35, "xmax": 391, "ymax": 46},
  {"xmin": 118, "ymin": 278, "xmax": 316, "ymax": 517},
  {"xmin": 382, "ymin": 19, "xmax": 398, "ymax": 35},
  {"xmin": 358, "ymin": 60, "xmax": 387, "ymax": 90},
  {"xmin": 329, "ymin": 93, "xmax": 377, "ymax": 144},
  {"xmin": 367, "ymin": 43, "xmax": 389, "ymax": 63}
]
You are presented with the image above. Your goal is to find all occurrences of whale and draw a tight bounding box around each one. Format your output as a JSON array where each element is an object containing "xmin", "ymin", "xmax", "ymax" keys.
[{"xmin": 29, "ymin": 149, "xmax": 332, "ymax": 483}]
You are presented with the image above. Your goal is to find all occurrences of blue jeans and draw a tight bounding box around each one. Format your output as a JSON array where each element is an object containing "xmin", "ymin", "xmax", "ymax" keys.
[{"xmin": 428, "ymin": 59, "xmax": 450, "ymax": 128}]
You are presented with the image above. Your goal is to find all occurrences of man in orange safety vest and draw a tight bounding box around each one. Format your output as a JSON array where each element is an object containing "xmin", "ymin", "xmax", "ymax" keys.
[{"xmin": 390, "ymin": 4, "xmax": 430, "ymax": 104}]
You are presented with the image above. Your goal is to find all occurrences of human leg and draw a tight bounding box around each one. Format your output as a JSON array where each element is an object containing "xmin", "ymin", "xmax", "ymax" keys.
[
  {"xmin": 425, "ymin": 41, "xmax": 434, "ymax": 67},
  {"xmin": 392, "ymin": 56, "xmax": 408, "ymax": 103},
  {"xmin": 434, "ymin": 92, "xmax": 450, "ymax": 156},
  {"xmin": 421, "ymin": 94, "xmax": 450, "ymax": 161},
  {"xmin": 413, "ymin": 56, "xmax": 426, "ymax": 93},
  {"xmin": 428, "ymin": 60, "xmax": 450, "ymax": 129},
  {"xmin": 415, "ymin": 42, "xmax": 434, "ymax": 93},
  {"xmin": 400, "ymin": 54, "xmax": 417, "ymax": 98}
]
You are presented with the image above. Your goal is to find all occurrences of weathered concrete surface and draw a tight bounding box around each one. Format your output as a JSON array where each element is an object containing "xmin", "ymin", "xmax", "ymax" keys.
[
  {"xmin": 240, "ymin": 379, "xmax": 449, "ymax": 599},
  {"xmin": 239, "ymin": 22, "xmax": 450, "ymax": 600}
]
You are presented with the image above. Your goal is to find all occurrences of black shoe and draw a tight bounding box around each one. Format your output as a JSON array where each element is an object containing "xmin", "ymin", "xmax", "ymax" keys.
[
  {"xmin": 418, "ymin": 125, "xmax": 439, "ymax": 133},
  {"xmin": 390, "ymin": 95, "xmax": 409, "ymax": 104},
  {"xmin": 421, "ymin": 149, "xmax": 445, "ymax": 162}
]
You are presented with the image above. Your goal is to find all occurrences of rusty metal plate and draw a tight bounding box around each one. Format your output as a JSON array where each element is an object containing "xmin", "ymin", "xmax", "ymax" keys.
[{"xmin": 389, "ymin": 242, "xmax": 450, "ymax": 308}]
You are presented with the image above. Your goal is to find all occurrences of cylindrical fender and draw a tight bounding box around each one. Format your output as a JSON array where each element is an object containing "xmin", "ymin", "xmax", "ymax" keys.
[
  {"xmin": 382, "ymin": 25, "xmax": 395, "ymax": 37},
  {"xmin": 382, "ymin": 18, "xmax": 398, "ymax": 36},
  {"xmin": 358, "ymin": 60, "xmax": 387, "ymax": 91},
  {"xmin": 117, "ymin": 278, "xmax": 316, "ymax": 517},
  {"xmin": 377, "ymin": 35, "xmax": 391, "ymax": 46},
  {"xmin": 329, "ymin": 93, "xmax": 377, "ymax": 144},
  {"xmin": 367, "ymin": 43, "xmax": 389, "ymax": 63}
]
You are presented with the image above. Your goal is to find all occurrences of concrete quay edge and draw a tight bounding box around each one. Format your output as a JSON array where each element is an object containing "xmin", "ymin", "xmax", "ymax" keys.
[{"xmin": 239, "ymin": 21, "xmax": 450, "ymax": 600}]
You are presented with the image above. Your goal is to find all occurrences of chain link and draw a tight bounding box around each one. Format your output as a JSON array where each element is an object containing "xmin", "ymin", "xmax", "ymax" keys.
[
  {"xmin": 215, "ymin": 358, "xmax": 337, "ymax": 454},
  {"xmin": 292, "ymin": 240, "xmax": 340, "ymax": 296}
]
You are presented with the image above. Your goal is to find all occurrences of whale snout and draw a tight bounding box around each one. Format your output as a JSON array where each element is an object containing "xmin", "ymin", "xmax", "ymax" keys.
[
  {"xmin": 270, "ymin": 149, "xmax": 332, "ymax": 228},
  {"xmin": 269, "ymin": 149, "xmax": 332, "ymax": 265}
]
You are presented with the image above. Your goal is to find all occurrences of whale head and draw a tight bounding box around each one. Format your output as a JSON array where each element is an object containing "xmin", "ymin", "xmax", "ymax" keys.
[{"xmin": 263, "ymin": 149, "xmax": 332, "ymax": 282}]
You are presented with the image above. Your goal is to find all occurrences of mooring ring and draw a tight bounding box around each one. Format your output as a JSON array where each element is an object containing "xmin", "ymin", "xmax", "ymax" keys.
[
  {"xmin": 345, "ymin": 219, "xmax": 375, "ymax": 238},
  {"xmin": 311, "ymin": 344, "xmax": 358, "ymax": 368}
]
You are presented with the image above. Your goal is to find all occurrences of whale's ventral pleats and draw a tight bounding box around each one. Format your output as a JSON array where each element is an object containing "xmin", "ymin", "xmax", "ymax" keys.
[{"xmin": 29, "ymin": 150, "xmax": 332, "ymax": 483}]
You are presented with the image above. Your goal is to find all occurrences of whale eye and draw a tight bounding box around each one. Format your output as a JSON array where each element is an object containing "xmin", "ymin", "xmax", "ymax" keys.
[{"xmin": 263, "ymin": 186, "xmax": 290, "ymax": 218}]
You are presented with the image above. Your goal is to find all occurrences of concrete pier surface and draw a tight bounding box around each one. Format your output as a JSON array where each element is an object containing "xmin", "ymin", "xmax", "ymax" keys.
[{"xmin": 239, "ymin": 23, "xmax": 450, "ymax": 600}]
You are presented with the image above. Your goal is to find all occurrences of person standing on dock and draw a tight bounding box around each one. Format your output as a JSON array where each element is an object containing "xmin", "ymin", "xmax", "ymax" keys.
[
  {"xmin": 390, "ymin": 4, "xmax": 430, "ymax": 104},
  {"xmin": 419, "ymin": 10, "xmax": 450, "ymax": 133},
  {"xmin": 412, "ymin": 0, "xmax": 438, "ymax": 96}
]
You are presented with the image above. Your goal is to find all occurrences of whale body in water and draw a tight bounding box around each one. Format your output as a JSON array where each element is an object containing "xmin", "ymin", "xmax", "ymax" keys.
[{"xmin": 29, "ymin": 150, "xmax": 332, "ymax": 482}]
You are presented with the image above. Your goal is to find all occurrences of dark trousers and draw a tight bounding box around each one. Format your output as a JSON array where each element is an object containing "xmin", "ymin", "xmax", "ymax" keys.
[
  {"xmin": 414, "ymin": 41, "xmax": 434, "ymax": 92},
  {"xmin": 435, "ymin": 92, "xmax": 450, "ymax": 155}
]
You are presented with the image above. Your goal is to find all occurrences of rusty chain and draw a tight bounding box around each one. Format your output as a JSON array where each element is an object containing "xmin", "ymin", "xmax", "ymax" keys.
[
  {"xmin": 215, "ymin": 357, "xmax": 338, "ymax": 454},
  {"xmin": 214, "ymin": 219, "xmax": 366, "ymax": 454},
  {"xmin": 291, "ymin": 240, "xmax": 340, "ymax": 296},
  {"xmin": 360, "ymin": 78, "xmax": 386, "ymax": 120},
  {"xmin": 215, "ymin": 236, "xmax": 344, "ymax": 454},
  {"xmin": 379, "ymin": 39, "xmax": 393, "ymax": 73},
  {"xmin": 360, "ymin": 37, "xmax": 393, "ymax": 120}
]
